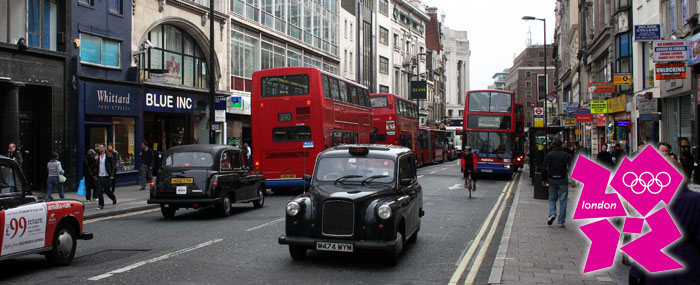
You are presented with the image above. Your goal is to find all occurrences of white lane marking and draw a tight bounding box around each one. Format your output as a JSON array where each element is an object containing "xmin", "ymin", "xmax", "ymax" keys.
[
  {"xmin": 417, "ymin": 175, "xmax": 424, "ymax": 178},
  {"xmin": 449, "ymin": 180, "xmax": 512, "ymax": 284},
  {"xmin": 465, "ymin": 173, "xmax": 519, "ymax": 284},
  {"xmin": 430, "ymin": 170, "xmax": 438, "ymax": 174},
  {"xmin": 84, "ymin": 209, "xmax": 160, "ymax": 224},
  {"xmin": 448, "ymin": 183, "xmax": 464, "ymax": 190},
  {"xmin": 88, "ymin": 239, "xmax": 223, "ymax": 281},
  {"xmin": 246, "ymin": 218, "xmax": 284, "ymax": 232}
]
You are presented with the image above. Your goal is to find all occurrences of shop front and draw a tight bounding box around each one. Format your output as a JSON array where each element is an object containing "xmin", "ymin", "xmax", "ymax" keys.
[
  {"xmin": 226, "ymin": 94, "xmax": 252, "ymax": 147},
  {"xmin": 79, "ymin": 81, "xmax": 142, "ymax": 186},
  {"xmin": 606, "ymin": 95, "xmax": 631, "ymax": 153}
]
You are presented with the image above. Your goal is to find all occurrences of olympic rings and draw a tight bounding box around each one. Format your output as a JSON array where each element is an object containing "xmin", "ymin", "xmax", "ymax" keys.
[{"xmin": 622, "ymin": 171, "xmax": 671, "ymax": 195}]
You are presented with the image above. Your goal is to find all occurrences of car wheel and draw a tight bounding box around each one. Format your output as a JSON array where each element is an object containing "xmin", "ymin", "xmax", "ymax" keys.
[
  {"xmin": 45, "ymin": 222, "xmax": 77, "ymax": 266},
  {"xmin": 161, "ymin": 205, "xmax": 177, "ymax": 219},
  {"xmin": 386, "ymin": 229, "xmax": 404, "ymax": 266},
  {"xmin": 289, "ymin": 245, "xmax": 306, "ymax": 260},
  {"xmin": 217, "ymin": 195, "xmax": 232, "ymax": 217},
  {"xmin": 253, "ymin": 184, "xmax": 265, "ymax": 208}
]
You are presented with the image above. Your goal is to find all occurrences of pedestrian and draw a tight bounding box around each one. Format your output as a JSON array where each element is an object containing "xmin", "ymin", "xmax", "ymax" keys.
[
  {"xmin": 95, "ymin": 143, "xmax": 117, "ymax": 209},
  {"xmin": 139, "ymin": 142, "xmax": 154, "ymax": 190},
  {"xmin": 7, "ymin": 143, "xmax": 23, "ymax": 167},
  {"xmin": 83, "ymin": 149, "xmax": 98, "ymax": 202},
  {"xmin": 243, "ymin": 143, "xmax": 252, "ymax": 166},
  {"xmin": 629, "ymin": 153, "xmax": 700, "ymax": 284},
  {"xmin": 543, "ymin": 140, "xmax": 571, "ymax": 228},
  {"xmin": 680, "ymin": 145, "xmax": 695, "ymax": 179},
  {"xmin": 612, "ymin": 143, "xmax": 626, "ymax": 168},
  {"xmin": 461, "ymin": 147, "xmax": 478, "ymax": 191},
  {"xmin": 596, "ymin": 144, "xmax": 614, "ymax": 167},
  {"xmin": 658, "ymin": 142, "xmax": 678, "ymax": 161},
  {"xmin": 107, "ymin": 143, "xmax": 119, "ymax": 193},
  {"xmin": 46, "ymin": 152, "xmax": 65, "ymax": 200}
]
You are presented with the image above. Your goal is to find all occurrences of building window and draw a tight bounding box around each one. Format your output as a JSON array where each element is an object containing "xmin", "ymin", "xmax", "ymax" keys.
[
  {"xmin": 393, "ymin": 33, "xmax": 399, "ymax": 48},
  {"xmin": 448, "ymin": 109, "xmax": 453, "ymax": 117},
  {"xmin": 394, "ymin": 68, "xmax": 401, "ymax": 94},
  {"xmin": 344, "ymin": 19, "xmax": 348, "ymax": 38},
  {"xmin": 108, "ymin": 0, "xmax": 123, "ymax": 14},
  {"xmin": 261, "ymin": 39, "xmax": 285, "ymax": 70},
  {"xmin": 349, "ymin": 23, "xmax": 353, "ymax": 41},
  {"xmin": 525, "ymin": 81, "xmax": 532, "ymax": 87},
  {"xmin": 80, "ymin": 33, "xmax": 121, "ymax": 68},
  {"xmin": 615, "ymin": 32, "xmax": 631, "ymax": 92},
  {"xmin": 379, "ymin": 26, "xmax": 389, "ymax": 45},
  {"xmin": 230, "ymin": 25, "xmax": 260, "ymax": 92},
  {"xmin": 380, "ymin": 85, "xmax": 390, "ymax": 93},
  {"xmin": 78, "ymin": 0, "xmax": 94, "ymax": 5},
  {"xmin": 379, "ymin": 56, "xmax": 389, "ymax": 74},
  {"xmin": 379, "ymin": 0, "xmax": 388, "ymax": 15},
  {"xmin": 458, "ymin": 110, "xmax": 464, "ymax": 117},
  {"xmin": 526, "ymin": 91, "xmax": 532, "ymax": 98},
  {"xmin": 141, "ymin": 24, "xmax": 208, "ymax": 88},
  {"xmin": 349, "ymin": 51, "xmax": 353, "ymax": 73},
  {"xmin": 1, "ymin": 0, "xmax": 61, "ymax": 51},
  {"xmin": 344, "ymin": 50, "xmax": 347, "ymax": 72}
]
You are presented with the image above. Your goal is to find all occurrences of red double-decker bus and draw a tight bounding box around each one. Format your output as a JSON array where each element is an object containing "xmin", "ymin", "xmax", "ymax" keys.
[
  {"xmin": 417, "ymin": 127, "xmax": 447, "ymax": 166},
  {"xmin": 462, "ymin": 90, "xmax": 516, "ymax": 177},
  {"xmin": 251, "ymin": 67, "xmax": 373, "ymax": 188},
  {"xmin": 369, "ymin": 93, "xmax": 419, "ymax": 150},
  {"xmin": 513, "ymin": 103, "xmax": 526, "ymax": 171}
]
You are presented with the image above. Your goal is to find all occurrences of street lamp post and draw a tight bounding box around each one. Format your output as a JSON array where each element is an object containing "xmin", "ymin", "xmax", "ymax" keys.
[
  {"xmin": 209, "ymin": 0, "xmax": 216, "ymax": 144},
  {"xmin": 522, "ymin": 16, "xmax": 547, "ymax": 128}
]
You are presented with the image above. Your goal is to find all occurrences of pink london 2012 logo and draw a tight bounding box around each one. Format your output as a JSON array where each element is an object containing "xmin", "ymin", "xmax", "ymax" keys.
[{"xmin": 572, "ymin": 145, "xmax": 685, "ymax": 273}]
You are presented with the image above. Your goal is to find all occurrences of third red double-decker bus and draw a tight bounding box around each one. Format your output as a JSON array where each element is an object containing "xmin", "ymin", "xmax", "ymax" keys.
[
  {"xmin": 251, "ymin": 67, "xmax": 372, "ymax": 189},
  {"xmin": 462, "ymin": 90, "xmax": 516, "ymax": 177},
  {"xmin": 369, "ymin": 93, "xmax": 419, "ymax": 150},
  {"xmin": 513, "ymin": 103, "xmax": 526, "ymax": 171},
  {"xmin": 417, "ymin": 127, "xmax": 447, "ymax": 166}
]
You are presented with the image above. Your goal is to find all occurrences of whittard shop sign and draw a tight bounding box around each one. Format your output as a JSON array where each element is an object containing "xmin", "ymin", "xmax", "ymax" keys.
[{"xmin": 85, "ymin": 82, "xmax": 140, "ymax": 116}]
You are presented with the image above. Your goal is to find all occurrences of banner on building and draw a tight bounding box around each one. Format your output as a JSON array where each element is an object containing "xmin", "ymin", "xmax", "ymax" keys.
[
  {"xmin": 534, "ymin": 118, "xmax": 544, "ymax": 128},
  {"xmin": 590, "ymin": 100, "xmax": 608, "ymax": 114},
  {"xmin": 577, "ymin": 113, "xmax": 593, "ymax": 123},
  {"xmin": 655, "ymin": 63, "xmax": 687, "ymax": 79},
  {"xmin": 588, "ymin": 82, "xmax": 615, "ymax": 94},
  {"xmin": 653, "ymin": 40, "xmax": 688, "ymax": 62},
  {"xmin": 634, "ymin": 25, "xmax": 662, "ymax": 41},
  {"xmin": 596, "ymin": 114, "xmax": 607, "ymax": 127},
  {"xmin": 607, "ymin": 95, "xmax": 627, "ymax": 113},
  {"xmin": 614, "ymin": 73, "xmax": 632, "ymax": 85},
  {"xmin": 636, "ymin": 94, "xmax": 658, "ymax": 114},
  {"xmin": 564, "ymin": 118, "xmax": 577, "ymax": 126},
  {"xmin": 687, "ymin": 32, "xmax": 700, "ymax": 66}
]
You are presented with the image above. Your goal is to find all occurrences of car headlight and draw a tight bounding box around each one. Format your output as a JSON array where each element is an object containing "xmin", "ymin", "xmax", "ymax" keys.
[
  {"xmin": 377, "ymin": 204, "xmax": 392, "ymax": 220},
  {"xmin": 286, "ymin": 201, "xmax": 300, "ymax": 216}
]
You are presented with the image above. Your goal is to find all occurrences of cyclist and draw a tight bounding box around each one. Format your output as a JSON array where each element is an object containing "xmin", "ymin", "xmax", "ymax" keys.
[{"xmin": 461, "ymin": 147, "xmax": 478, "ymax": 191}]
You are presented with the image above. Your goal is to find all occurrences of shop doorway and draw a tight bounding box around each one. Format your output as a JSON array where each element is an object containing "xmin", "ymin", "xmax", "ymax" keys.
[
  {"xmin": 143, "ymin": 114, "xmax": 190, "ymax": 153},
  {"xmin": 18, "ymin": 86, "xmax": 52, "ymax": 189},
  {"xmin": 85, "ymin": 126, "xmax": 110, "ymax": 151}
]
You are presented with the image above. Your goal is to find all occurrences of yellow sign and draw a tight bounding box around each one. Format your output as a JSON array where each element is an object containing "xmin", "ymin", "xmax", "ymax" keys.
[
  {"xmin": 591, "ymin": 100, "xmax": 608, "ymax": 114},
  {"xmin": 607, "ymin": 95, "xmax": 626, "ymax": 113},
  {"xmin": 575, "ymin": 129, "xmax": 582, "ymax": 135},
  {"xmin": 565, "ymin": 118, "xmax": 577, "ymax": 126},
  {"xmin": 534, "ymin": 118, "xmax": 544, "ymax": 127},
  {"xmin": 171, "ymin": 178, "xmax": 194, "ymax": 184},
  {"xmin": 614, "ymin": 74, "xmax": 632, "ymax": 85}
]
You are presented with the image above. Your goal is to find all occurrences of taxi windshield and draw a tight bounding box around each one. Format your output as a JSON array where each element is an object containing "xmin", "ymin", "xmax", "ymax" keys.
[
  {"xmin": 164, "ymin": 152, "xmax": 214, "ymax": 168},
  {"xmin": 315, "ymin": 157, "xmax": 395, "ymax": 184}
]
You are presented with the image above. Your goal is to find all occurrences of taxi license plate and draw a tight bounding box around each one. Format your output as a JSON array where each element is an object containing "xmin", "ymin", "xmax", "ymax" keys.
[
  {"xmin": 481, "ymin": 169, "xmax": 493, "ymax": 173},
  {"xmin": 281, "ymin": 174, "xmax": 296, "ymax": 179},
  {"xmin": 176, "ymin": 186, "xmax": 187, "ymax": 195},
  {"xmin": 316, "ymin": 242, "xmax": 353, "ymax": 253},
  {"xmin": 171, "ymin": 178, "xmax": 193, "ymax": 184}
]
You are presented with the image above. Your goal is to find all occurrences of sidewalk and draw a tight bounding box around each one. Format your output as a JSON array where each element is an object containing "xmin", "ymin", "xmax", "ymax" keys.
[
  {"xmin": 488, "ymin": 166, "xmax": 629, "ymax": 285},
  {"xmin": 35, "ymin": 184, "xmax": 158, "ymax": 219}
]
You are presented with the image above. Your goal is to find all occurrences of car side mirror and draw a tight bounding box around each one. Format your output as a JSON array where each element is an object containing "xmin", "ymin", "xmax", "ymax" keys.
[
  {"xmin": 303, "ymin": 174, "xmax": 312, "ymax": 182},
  {"xmin": 400, "ymin": 178, "xmax": 412, "ymax": 186}
]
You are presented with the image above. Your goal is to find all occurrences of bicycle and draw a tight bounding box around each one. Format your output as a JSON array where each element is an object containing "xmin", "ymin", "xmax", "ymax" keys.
[{"xmin": 464, "ymin": 170, "xmax": 475, "ymax": 199}]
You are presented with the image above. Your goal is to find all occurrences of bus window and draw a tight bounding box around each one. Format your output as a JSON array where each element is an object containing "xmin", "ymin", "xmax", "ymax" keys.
[
  {"xmin": 349, "ymin": 85, "xmax": 358, "ymax": 105},
  {"xmin": 357, "ymin": 87, "xmax": 367, "ymax": 106},
  {"xmin": 349, "ymin": 86, "xmax": 358, "ymax": 106},
  {"xmin": 322, "ymin": 74, "xmax": 331, "ymax": 99},
  {"xmin": 339, "ymin": 81, "xmax": 348, "ymax": 103},
  {"xmin": 490, "ymin": 92, "xmax": 511, "ymax": 113},
  {"xmin": 371, "ymin": 96, "xmax": 388, "ymax": 108},
  {"xmin": 329, "ymin": 77, "xmax": 341, "ymax": 101},
  {"xmin": 272, "ymin": 126, "xmax": 312, "ymax": 142},
  {"xmin": 261, "ymin": 74, "xmax": 309, "ymax": 97},
  {"xmin": 363, "ymin": 90, "xmax": 371, "ymax": 107}
]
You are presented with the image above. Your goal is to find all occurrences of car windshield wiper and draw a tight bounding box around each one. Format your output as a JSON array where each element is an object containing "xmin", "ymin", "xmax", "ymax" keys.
[
  {"xmin": 362, "ymin": 175, "xmax": 389, "ymax": 185},
  {"xmin": 334, "ymin": 175, "xmax": 362, "ymax": 184}
]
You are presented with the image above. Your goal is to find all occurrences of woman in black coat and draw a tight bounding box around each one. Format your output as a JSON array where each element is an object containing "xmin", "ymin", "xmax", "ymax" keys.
[{"xmin": 83, "ymin": 149, "xmax": 98, "ymax": 201}]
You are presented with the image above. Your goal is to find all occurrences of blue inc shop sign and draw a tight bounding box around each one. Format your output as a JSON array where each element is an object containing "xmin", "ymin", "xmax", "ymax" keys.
[
  {"xmin": 85, "ymin": 82, "xmax": 140, "ymax": 116},
  {"xmin": 144, "ymin": 90, "xmax": 194, "ymax": 113}
]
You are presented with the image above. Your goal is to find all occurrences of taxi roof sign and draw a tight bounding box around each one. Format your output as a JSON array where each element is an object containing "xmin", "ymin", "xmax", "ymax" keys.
[{"xmin": 349, "ymin": 147, "xmax": 369, "ymax": 156}]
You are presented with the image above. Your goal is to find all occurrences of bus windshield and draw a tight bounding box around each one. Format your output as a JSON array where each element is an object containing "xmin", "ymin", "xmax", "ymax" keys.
[
  {"xmin": 261, "ymin": 74, "xmax": 309, "ymax": 97},
  {"xmin": 465, "ymin": 132, "xmax": 513, "ymax": 158},
  {"xmin": 468, "ymin": 91, "xmax": 512, "ymax": 113}
]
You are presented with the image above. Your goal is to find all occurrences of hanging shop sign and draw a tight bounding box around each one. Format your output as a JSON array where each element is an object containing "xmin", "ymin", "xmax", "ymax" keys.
[
  {"xmin": 613, "ymin": 73, "xmax": 632, "ymax": 85},
  {"xmin": 588, "ymin": 82, "xmax": 615, "ymax": 94},
  {"xmin": 636, "ymin": 94, "xmax": 658, "ymax": 114},
  {"xmin": 653, "ymin": 40, "xmax": 689, "ymax": 62},
  {"xmin": 590, "ymin": 100, "xmax": 608, "ymax": 114},
  {"xmin": 534, "ymin": 118, "xmax": 544, "ymax": 128},
  {"xmin": 655, "ymin": 63, "xmax": 687, "ymax": 80},
  {"xmin": 596, "ymin": 114, "xmax": 607, "ymax": 127},
  {"xmin": 634, "ymin": 25, "xmax": 662, "ymax": 41},
  {"xmin": 84, "ymin": 82, "xmax": 141, "ymax": 116},
  {"xmin": 687, "ymin": 32, "xmax": 700, "ymax": 66},
  {"xmin": 564, "ymin": 118, "xmax": 577, "ymax": 126},
  {"xmin": 576, "ymin": 113, "xmax": 593, "ymax": 123},
  {"xmin": 606, "ymin": 95, "xmax": 627, "ymax": 113}
]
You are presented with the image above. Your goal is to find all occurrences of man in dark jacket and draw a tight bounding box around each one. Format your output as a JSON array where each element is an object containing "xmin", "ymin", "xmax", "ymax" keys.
[
  {"xmin": 597, "ymin": 145, "xmax": 614, "ymax": 167},
  {"xmin": 139, "ymin": 142, "xmax": 154, "ymax": 190},
  {"xmin": 7, "ymin": 143, "xmax": 22, "ymax": 167},
  {"xmin": 543, "ymin": 140, "xmax": 571, "ymax": 228},
  {"xmin": 96, "ymin": 144, "xmax": 117, "ymax": 209}
]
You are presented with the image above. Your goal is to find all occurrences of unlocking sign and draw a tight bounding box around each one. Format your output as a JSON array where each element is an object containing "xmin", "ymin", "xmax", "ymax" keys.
[{"xmin": 572, "ymin": 146, "xmax": 685, "ymax": 274}]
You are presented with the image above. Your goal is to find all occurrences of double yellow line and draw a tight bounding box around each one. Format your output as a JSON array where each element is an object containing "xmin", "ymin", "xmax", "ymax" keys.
[{"xmin": 449, "ymin": 173, "xmax": 519, "ymax": 285}]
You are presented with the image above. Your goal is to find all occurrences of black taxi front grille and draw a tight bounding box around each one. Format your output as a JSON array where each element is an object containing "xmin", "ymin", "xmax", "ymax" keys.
[{"xmin": 322, "ymin": 200, "xmax": 354, "ymax": 236}]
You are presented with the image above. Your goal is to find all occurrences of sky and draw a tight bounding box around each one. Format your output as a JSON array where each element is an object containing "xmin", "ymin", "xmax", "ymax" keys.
[{"xmin": 423, "ymin": 0, "xmax": 557, "ymax": 90}]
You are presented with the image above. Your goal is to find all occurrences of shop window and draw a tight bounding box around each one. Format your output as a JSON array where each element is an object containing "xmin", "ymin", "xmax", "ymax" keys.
[{"xmin": 112, "ymin": 117, "xmax": 136, "ymax": 172}]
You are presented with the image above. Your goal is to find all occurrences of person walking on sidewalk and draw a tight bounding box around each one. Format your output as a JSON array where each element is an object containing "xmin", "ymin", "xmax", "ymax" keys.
[
  {"xmin": 46, "ymin": 152, "xmax": 65, "ymax": 200},
  {"xmin": 461, "ymin": 147, "xmax": 478, "ymax": 191},
  {"xmin": 139, "ymin": 142, "xmax": 154, "ymax": 190},
  {"xmin": 96, "ymin": 144, "xmax": 117, "ymax": 210},
  {"xmin": 543, "ymin": 140, "xmax": 571, "ymax": 228},
  {"xmin": 243, "ymin": 143, "xmax": 252, "ymax": 166},
  {"xmin": 597, "ymin": 144, "xmax": 614, "ymax": 167},
  {"xmin": 7, "ymin": 143, "xmax": 23, "ymax": 167},
  {"xmin": 83, "ymin": 149, "xmax": 98, "ymax": 202},
  {"xmin": 107, "ymin": 143, "xmax": 119, "ymax": 193}
]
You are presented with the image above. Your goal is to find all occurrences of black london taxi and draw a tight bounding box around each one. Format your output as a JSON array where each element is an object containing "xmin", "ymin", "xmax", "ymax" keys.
[
  {"xmin": 147, "ymin": 145, "xmax": 266, "ymax": 219},
  {"xmin": 278, "ymin": 145, "xmax": 424, "ymax": 265}
]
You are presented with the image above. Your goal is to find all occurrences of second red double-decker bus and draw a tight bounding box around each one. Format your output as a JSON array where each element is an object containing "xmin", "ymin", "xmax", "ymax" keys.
[
  {"xmin": 462, "ymin": 90, "xmax": 516, "ymax": 177},
  {"xmin": 369, "ymin": 93, "xmax": 419, "ymax": 150},
  {"xmin": 513, "ymin": 103, "xmax": 526, "ymax": 171},
  {"xmin": 252, "ymin": 67, "xmax": 373, "ymax": 188}
]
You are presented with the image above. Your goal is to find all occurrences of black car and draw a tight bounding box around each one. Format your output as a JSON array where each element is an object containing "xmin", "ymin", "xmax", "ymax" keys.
[
  {"xmin": 147, "ymin": 145, "xmax": 266, "ymax": 219},
  {"xmin": 278, "ymin": 145, "xmax": 424, "ymax": 264}
]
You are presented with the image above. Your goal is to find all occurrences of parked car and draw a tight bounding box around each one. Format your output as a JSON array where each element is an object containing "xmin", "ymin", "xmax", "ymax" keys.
[
  {"xmin": 147, "ymin": 145, "xmax": 266, "ymax": 219},
  {"xmin": 0, "ymin": 156, "xmax": 93, "ymax": 266},
  {"xmin": 278, "ymin": 145, "xmax": 424, "ymax": 265}
]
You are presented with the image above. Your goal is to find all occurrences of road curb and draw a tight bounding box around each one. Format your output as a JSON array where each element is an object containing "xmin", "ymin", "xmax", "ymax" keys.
[
  {"xmin": 84, "ymin": 204, "xmax": 160, "ymax": 220},
  {"xmin": 487, "ymin": 168, "xmax": 525, "ymax": 284}
]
